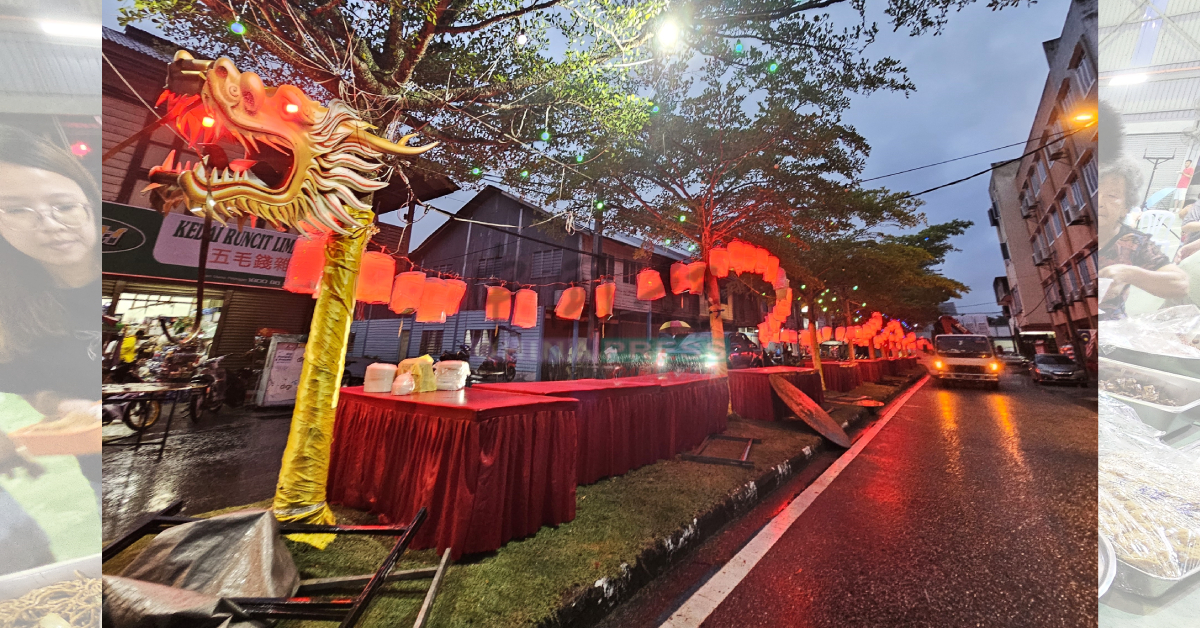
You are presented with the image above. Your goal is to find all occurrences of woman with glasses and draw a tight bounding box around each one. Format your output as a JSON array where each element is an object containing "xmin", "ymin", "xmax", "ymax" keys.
[{"xmin": 0, "ymin": 126, "xmax": 100, "ymax": 575}]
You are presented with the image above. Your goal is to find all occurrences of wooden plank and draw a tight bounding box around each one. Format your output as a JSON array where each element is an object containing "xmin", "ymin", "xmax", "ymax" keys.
[{"xmin": 769, "ymin": 374, "xmax": 852, "ymax": 448}]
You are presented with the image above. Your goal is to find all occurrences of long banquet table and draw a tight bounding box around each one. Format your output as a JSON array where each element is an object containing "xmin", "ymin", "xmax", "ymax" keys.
[
  {"xmin": 326, "ymin": 387, "xmax": 579, "ymax": 559},
  {"xmin": 471, "ymin": 378, "xmax": 665, "ymax": 485},
  {"xmin": 615, "ymin": 372, "xmax": 729, "ymax": 453},
  {"xmin": 728, "ymin": 366, "xmax": 823, "ymax": 421}
]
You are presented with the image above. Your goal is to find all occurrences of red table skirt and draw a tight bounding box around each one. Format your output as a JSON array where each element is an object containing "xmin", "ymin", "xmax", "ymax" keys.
[
  {"xmin": 327, "ymin": 395, "xmax": 579, "ymax": 559},
  {"xmin": 822, "ymin": 362, "xmax": 862, "ymax": 393},
  {"xmin": 729, "ymin": 367, "xmax": 823, "ymax": 421},
  {"xmin": 474, "ymin": 381, "xmax": 665, "ymax": 486},
  {"xmin": 856, "ymin": 359, "xmax": 884, "ymax": 384},
  {"xmin": 618, "ymin": 374, "xmax": 728, "ymax": 452}
]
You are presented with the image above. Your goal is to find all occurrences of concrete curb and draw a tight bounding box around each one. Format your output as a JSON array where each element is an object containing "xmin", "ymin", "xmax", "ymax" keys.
[{"xmin": 538, "ymin": 370, "xmax": 926, "ymax": 628}]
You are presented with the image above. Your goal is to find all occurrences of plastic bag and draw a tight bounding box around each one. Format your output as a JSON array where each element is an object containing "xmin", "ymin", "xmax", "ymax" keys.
[
  {"xmin": 433, "ymin": 360, "xmax": 470, "ymax": 390},
  {"xmin": 362, "ymin": 363, "xmax": 397, "ymax": 393},
  {"xmin": 398, "ymin": 355, "xmax": 437, "ymax": 393},
  {"xmin": 1099, "ymin": 393, "xmax": 1200, "ymax": 580},
  {"xmin": 391, "ymin": 372, "xmax": 415, "ymax": 396},
  {"xmin": 1099, "ymin": 305, "xmax": 1200, "ymax": 358}
]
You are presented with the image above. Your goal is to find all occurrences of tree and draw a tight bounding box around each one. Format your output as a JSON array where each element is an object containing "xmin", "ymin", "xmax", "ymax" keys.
[
  {"xmin": 549, "ymin": 53, "xmax": 921, "ymax": 374},
  {"xmin": 776, "ymin": 220, "xmax": 969, "ymax": 376},
  {"xmin": 119, "ymin": 0, "xmax": 1023, "ymax": 194}
]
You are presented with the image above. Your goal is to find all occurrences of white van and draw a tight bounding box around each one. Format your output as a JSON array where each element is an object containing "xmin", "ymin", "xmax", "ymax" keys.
[{"xmin": 931, "ymin": 334, "xmax": 1002, "ymax": 389}]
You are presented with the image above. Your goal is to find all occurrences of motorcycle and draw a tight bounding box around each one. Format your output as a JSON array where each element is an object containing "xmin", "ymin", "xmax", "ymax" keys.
[
  {"xmin": 187, "ymin": 355, "xmax": 228, "ymax": 420},
  {"xmin": 475, "ymin": 348, "xmax": 518, "ymax": 383}
]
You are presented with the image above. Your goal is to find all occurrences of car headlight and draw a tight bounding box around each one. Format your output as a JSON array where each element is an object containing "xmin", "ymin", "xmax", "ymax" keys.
[
  {"xmin": 989, "ymin": 362, "xmax": 1000, "ymax": 372},
  {"xmin": 933, "ymin": 360, "xmax": 944, "ymax": 370}
]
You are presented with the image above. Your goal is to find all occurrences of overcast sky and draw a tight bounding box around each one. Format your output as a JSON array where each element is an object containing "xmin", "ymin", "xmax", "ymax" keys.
[{"xmin": 104, "ymin": 0, "xmax": 1069, "ymax": 313}]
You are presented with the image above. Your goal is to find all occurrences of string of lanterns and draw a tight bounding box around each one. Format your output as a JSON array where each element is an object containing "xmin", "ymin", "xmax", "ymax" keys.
[{"xmin": 284, "ymin": 235, "xmax": 921, "ymax": 354}]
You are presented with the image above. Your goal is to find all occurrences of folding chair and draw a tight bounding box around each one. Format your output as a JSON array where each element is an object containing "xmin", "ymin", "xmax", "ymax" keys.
[{"xmin": 103, "ymin": 501, "xmax": 450, "ymax": 628}]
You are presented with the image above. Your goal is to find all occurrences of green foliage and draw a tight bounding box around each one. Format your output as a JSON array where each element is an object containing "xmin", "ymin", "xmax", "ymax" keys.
[{"xmin": 883, "ymin": 218, "xmax": 973, "ymax": 267}]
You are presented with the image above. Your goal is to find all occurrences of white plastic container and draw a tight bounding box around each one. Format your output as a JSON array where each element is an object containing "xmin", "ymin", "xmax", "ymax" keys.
[
  {"xmin": 433, "ymin": 361, "xmax": 470, "ymax": 391},
  {"xmin": 363, "ymin": 363, "xmax": 397, "ymax": 393},
  {"xmin": 391, "ymin": 372, "xmax": 416, "ymax": 396}
]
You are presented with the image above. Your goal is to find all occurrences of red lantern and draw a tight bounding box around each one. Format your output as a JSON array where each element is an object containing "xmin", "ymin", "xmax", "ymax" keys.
[
  {"xmin": 443, "ymin": 279, "xmax": 467, "ymax": 317},
  {"xmin": 283, "ymin": 233, "xmax": 326, "ymax": 294},
  {"xmin": 415, "ymin": 278, "xmax": 447, "ymax": 323},
  {"xmin": 753, "ymin": 247, "xmax": 769, "ymax": 274},
  {"xmin": 729, "ymin": 241, "xmax": 753, "ymax": 274},
  {"xmin": 708, "ymin": 247, "xmax": 730, "ymax": 278},
  {"xmin": 595, "ymin": 282, "xmax": 616, "ymax": 318},
  {"xmin": 389, "ymin": 271, "xmax": 426, "ymax": 315},
  {"xmin": 758, "ymin": 321, "xmax": 772, "ymax": 343},
  {"xmin": 555, "ymin": 286, "xmax": 587, "ymax": 320},
  {"xmin": 686, "ymin": 262, "xmax": 706, "ymax": 294},
  {"xmin": 636, "ymin": 268, "xmax": 666, "ymax": 301},
  {"xmin": 512, "ymin": 289, "xmax": 539, "ymax": 328},
  {"xmin": 773, "ymin": 267, "xmax": 788, "ymax": 290},
  {"xmin": 485, "ymin": 286, "xmax": 512, "ymax": 321},
  {"xmin": 835, "ymin": 327, "xmax": 845, "ymax": 341},
  {"xmin": 670, "ymin": 262, "xmax": 689, "ymax": 295},
  {"xmin": 763, "ymin": 255, "xmax": 779, "ymax": 283},
  {"xmin": 820, "ymin": 326, "xmax": 832, "ymax": 342},
  {"xmin": 355, "ymin": 251, "xmax": 395, "ymax": 304}
]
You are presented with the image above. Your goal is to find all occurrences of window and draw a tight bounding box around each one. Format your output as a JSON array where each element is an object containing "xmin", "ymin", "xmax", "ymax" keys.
[
  {"xmin": 1081, "ymin": 157, "xmax": 1098, "ymax": 198},
  {"xmin": 1075, "ymin": 261, "xmax": 1089, "ymax": 287},
  {"xmin": 1012, "ymin": 287, "xmax": 1023, "ymax": 314},
  {"xmin": 531, "ymin": 249, "xmax": 563, "ymax": 278},
  {"xmin": 426, "ymin": 263, "xmax": 454, "ymax": 276},
  {"xmin": 1050, "ymin": 209, "xmax": 1063, "ymax": 237},
  {"xmin": 1070, "ymin": 179, "xmax": 1086, "ymax": 210},
  {"xmin": 1061, "ymin": 266, "xmax": 1077, "ymax": 292},
  {"xmin": 476, "ymin": 256, "xmax": 505, "ymax": 278},
  {"xmin": 419, "ymin": 330, "xmax": 444, "ymax": 356},
  {"xmin": 622, "ymin": 260, "xmax": 645, "ymax": 284},
  {"xmin": 1035, "ymin": 159, "xmax": 1048, "ymax": 189},
  {"xmin": 1072, "ymin": 50, "xmax": 1095, "ymax": 95},
  {"xmin": 1000, "ymin": 242, "xmax": 1010, "ymax": 260}
]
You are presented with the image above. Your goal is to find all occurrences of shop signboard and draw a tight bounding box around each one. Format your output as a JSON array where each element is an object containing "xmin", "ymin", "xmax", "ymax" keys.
[{"xmin": 102, "ymin": 202, "xmax": 298, "ymax": 288}]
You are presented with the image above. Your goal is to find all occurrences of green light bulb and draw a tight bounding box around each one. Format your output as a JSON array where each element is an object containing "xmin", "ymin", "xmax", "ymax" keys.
[
  {"xmin": 576, "ymin": 154, "xmax": 584, "ymax": 163},
  {"xmin": 768, "ymin": 62, "xmax": 779, "ymax": 73},
  {"xmin": 540, "ymin": 130, "xmax": 551, "ymax": 141},
  {"xmin": 520, "ymin": 170, "xmax": 529, "ymax": 178}
]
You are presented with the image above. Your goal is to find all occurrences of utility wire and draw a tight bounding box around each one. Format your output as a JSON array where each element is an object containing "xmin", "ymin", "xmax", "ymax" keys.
[
  {"xmin": 897, "ymin": 123, "xmax": 1094, "ymax": 200},
  {"xmin": 860, "ymin": 128, "xmax": 1073, "ymax": 183}
]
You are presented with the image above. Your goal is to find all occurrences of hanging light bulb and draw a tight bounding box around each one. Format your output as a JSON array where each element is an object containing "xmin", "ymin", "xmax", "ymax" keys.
[
  {"xmin": 853, "ymin": 285, "xmax": 859, "ymax": 290},
  {"xmin": 519, "ymin": 170, "xmax": 529, "ymax": 178},
  {"xmin": 576, "ymin": 154, "xmax": 585, "ymax": 163},
  {"xmin": 201, "ymin": 116, "xmax": 215, "ymax": 128},
  {"xmin": 515, "ymin": 32, "xmax": 529, "ymax": 47},
  {"xmin": 471, "ymin": 167, "xmax": 482, "ymax": 176},
  {"xmin": 658, "ymin": 19, "xmax": 679, "ymax": 49},
  {"xmin": 651, "ymin": 104, "xmax": 660, "ymax": 113},
  {"xmin": 768, "ymin": 61, "xmax": 779, "ymax": 73},
  {"xmin": 734, "ymin": 40, "xmax": 744, "ymax": 54},
  {"xmin": 229, "ymin": 18, "xmax": 246, "ymax": 35},
  {"xmin": 595, "ymin": 200, "xmax": 605, "ymax": 210},
  {"xmin": 678, "ymin": 215, "xmax": 686, "ymax": 222},
  {"xmin": 540, "ymin": 129, "xmax": 551, "ymax": 141}
]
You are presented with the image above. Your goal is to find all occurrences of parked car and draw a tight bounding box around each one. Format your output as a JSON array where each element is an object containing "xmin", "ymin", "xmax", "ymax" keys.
[
  {"xmin": 999, "ymin": 353, "xmax": 1029, "ymax": 369},
  {"xmin": 1030, "ymin": 353, "xmax": 1088, "ymax": 386}
]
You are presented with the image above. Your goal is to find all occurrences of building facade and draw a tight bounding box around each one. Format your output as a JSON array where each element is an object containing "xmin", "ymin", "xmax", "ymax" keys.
[
  {"xmin": 989, "ymin": 160, "xmax": 1057, "ymax": 353},
  {"xmin": 991, "ymin": 0, "xmax": 1099, "ymax": 359},
  {"xmin": 349, "ymin": 186, "xmax": 765, "ymax": 380}
]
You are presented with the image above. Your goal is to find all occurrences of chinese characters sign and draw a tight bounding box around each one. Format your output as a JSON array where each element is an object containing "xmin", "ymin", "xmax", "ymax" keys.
[{"xmin": 103, "ymin": 202, "xmax": 298, "ymax": 288}]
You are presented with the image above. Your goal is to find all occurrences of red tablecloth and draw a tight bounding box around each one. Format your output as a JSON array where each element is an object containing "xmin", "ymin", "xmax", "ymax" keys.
[
  {"xmin": 728, "ymin": 367, "xmax": 823, "ymax": 421},
  {"xmin": 327, "ymin": 387, "xmax": 579, "ymax": 559},
  {"xmin": 617, "ymin": 373, "xmax": 729, "ymax": 452},
  {"xmin": 856, "ymin": 359, "xmax": 884, "ymax": 384},
  {"xmin": 471, "ymin": 379, "xmax": 665, "ymax": 485}
]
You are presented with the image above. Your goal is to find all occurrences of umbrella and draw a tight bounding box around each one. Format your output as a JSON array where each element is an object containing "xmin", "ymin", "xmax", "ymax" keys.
[{"xmin": 659, "ymin": 320, "xmax": 692, "ymax": 335}]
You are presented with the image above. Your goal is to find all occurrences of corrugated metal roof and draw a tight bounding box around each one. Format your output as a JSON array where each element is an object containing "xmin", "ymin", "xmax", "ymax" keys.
[
  {"xmin": 103, "ymin": 26, "xmax": 173, "ymax": 64},
  {"xmin": 0, "ymin": 32, "xmax": 99, "ymax": 97}
]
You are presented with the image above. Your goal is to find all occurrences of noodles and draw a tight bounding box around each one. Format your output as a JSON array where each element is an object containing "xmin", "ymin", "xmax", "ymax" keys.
[{"xmin": 0, "ymin": 573, "xmax": 99, "ymax": 628}]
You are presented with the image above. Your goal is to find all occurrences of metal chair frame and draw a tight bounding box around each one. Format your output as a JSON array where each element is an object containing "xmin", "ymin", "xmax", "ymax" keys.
[{"xmin": 103, "ymin": 501, "xmax": 450, "ymax": 628}]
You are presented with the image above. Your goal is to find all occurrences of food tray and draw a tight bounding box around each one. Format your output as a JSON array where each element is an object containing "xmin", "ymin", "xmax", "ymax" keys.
[
  {"xmin": 1099, "ymin": 358, "xmax": 1200, "ymax": 433},
  {"xmin": 0, "ymin": 553, "xmax": 100, "ymax": 601},
  {"xmin": 1103, "ymin": 346, "xmax": 1200, "ymax": 380},
  {"xmin": 1100, "ymin": 535, "xmax": 1116, "ymax": 598},
  {"xmin": 1112, "ymin": 558, "xmax": 1200, "ymax": 598}
]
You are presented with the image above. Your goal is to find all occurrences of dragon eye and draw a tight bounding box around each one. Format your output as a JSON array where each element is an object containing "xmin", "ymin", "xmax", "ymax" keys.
[
  {"xmin": 285, "ymin": 103, "xmax": 299, "ymax": 114},
  {"xmin": 243, "ymin": 91, "xmax": 256, "ymax": 111}
]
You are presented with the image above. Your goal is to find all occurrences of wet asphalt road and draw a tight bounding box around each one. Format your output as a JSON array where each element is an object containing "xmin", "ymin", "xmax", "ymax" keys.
[
  {"xmin": 600, "ymin": 372, "xmax": 1097, "ymax": 628},
  {"xmin": 101, "ymin": 404, "xmax": 292, "ymax": 540}
]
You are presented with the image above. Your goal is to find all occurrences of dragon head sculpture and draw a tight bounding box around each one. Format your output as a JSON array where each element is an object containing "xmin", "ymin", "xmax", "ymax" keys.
[{"xmin": 146, "ymin": 51, "xmax": 437, "ymax": 235}]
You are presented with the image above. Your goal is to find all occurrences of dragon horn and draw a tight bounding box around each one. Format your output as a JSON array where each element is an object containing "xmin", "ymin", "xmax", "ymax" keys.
[{"xmin": 356, "ymin": 131, "xmax": 440, "ymax": 156}]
